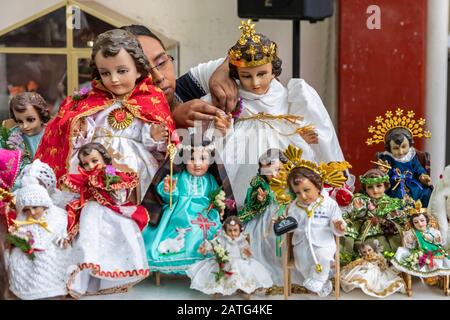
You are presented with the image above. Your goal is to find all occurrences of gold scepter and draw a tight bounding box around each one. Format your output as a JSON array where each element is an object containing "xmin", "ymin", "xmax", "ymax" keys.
[
  {"xmin": 166, "ymin": 130, "xmax": 177, "ymax": 209},
  {"xmin": 370, "ymin": 160, "xmax": 392, "ymax": 170}
]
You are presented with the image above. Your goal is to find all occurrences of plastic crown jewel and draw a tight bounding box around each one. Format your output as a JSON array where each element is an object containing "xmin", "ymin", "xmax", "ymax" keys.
[
  {"xmin": 366, "ymin": 108, "xmax": 432, "ymax": 146},
  {"xmin": 228, "ymin": 19, "xmax": 277, "ymax": 68}
]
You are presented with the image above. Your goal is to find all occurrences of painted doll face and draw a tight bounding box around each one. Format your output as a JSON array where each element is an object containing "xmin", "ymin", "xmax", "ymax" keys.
[
  {"xmin": 186, "ymin": 149, "xmax": 210, "ymax": 177},
  {"xmin": 23, "ymin": 206, "xmax": 46, "ymax": 220},
  {"xmin": 13, "ymin": 104, "xmax": 43, "ymax": 136},
  {"xmin": 291, "ymin": 178, "xmax": 321, "ymax": 206},
  {"xmin": 365, "ymin": 183, "xmax": 385, "ymax": 199},
  {"xmin": 360, "ymin": 244, "xmax": 374, "ymax": 258},
  {"xmin": 137, "ymin": 36, "xmax": 176, "ymax": 105},
  {"xmin": 94, "ymin": 48, "xmax": 141, "ymax": 98},
  {"xmin": 225, "ymin": 223, "xmax": 241, "ymax": 240},
  {"xmin": 389, "ymin": 136, "xmax": 410, "ymax": 159},
  {"xmin": 260, "ymin": 159, "xmax": 281, "ymax": 181},
  {"xmin": 237, "ymin": 63, "xmax": 274, "ymax": 95},
  {"xmin": 79, "ymin": 149, "xmax": 106, "ymax": 171},
  {"xmin": 412, "ymin": 214, "xmax": 428, "ymax": 231}
]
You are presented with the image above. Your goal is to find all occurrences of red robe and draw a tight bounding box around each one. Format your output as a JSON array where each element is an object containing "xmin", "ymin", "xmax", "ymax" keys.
[
  {"xmin": 60, "ymin": 167, "xmax": 149, "ymax": 241},
  {"xmin": 35, "ymin": 76, "xmax": 177, "ymax": 182}
]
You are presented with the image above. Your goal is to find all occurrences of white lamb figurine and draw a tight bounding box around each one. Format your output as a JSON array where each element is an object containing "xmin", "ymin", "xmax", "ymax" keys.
[
  {"xmin": 428, "ymin": 165, "xmax": 450, "ymax": 247},
  {"xmin": 158, "ymin": 227, "xmax": 192, "ymax": 254}
]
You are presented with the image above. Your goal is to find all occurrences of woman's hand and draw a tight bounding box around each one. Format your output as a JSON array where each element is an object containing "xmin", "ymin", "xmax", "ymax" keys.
[{"xmin": 151, "ymin": 123, "xmax": 169, "ymax": 142}]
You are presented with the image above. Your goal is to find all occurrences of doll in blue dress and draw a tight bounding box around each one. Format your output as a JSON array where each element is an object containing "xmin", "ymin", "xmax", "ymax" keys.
[
  {"xmin": 366, "ymin": 108, "xmax": 432, "ymax": 207},
  {"xmin": 142, "ymin": 137, "xmax": 236, "ymax": 275}
]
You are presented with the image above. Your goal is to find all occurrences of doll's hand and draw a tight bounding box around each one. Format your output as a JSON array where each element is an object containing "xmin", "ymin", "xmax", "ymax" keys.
[
  {"xmin": 419, "ymin": 174, "xmax": 432, "ymax": 186},
  {"xmin": 333, "ymin": 219, "xmax": 346, "ymax": 233},
  {"xmin": 377, "ymin": 160, "xmax": 390, "ymax": 174},
  {"xmin": 151, "ymin": 123, "xmax": 169, "ymax": 142},
  {"xmin": 299, "ymin": 128, "xmax": 319, "ymax": 144},
  {"xmin": 256, "ymin": 187, "xmax": 268, "ymax": 202},
  {"xmin": 214, "ymin": 111, "xmax": 232, "ymax": 134},
  {"xmin": 353, "ymin": 198, "xmax": 364, "ymax": 209},
  {"xmin": 163, "ymin": 175, "xmax": 177, "ymax": 193},
  {"xmin": 73, "ymin": 117, "xmax": 87, "ymax": 139},
  {"xmin": 199, "ymin": 242, "xmax": 207, "ymax": 255},
  {"xmin": 242, "ymin": 247, "xmax": 252, "ymax": 258}
]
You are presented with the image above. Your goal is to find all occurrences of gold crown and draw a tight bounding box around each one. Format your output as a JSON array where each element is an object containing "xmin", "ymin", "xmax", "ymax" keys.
[
  {"xmin": 270, "ymin": 145, "xmax": 347, "ymax": 204},
  {"xmin": 327, "ymin": 160, "xmax": 352, "ymax": 172},
  {"xmin": 228, "ymin": 20, "xmax": 277, "ymax": 68},
  {"xmin": 366, "ymin": 108, "xmax": 431, "ymax": 146},
  {"xmin": 408, "ymin": 200, "xmax": 427, "ymax": 215}
]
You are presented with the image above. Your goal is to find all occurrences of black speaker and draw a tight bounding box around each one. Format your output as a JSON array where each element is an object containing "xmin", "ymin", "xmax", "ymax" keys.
[{"xmin": 237, "ymin": 0, "xmax": 334, "ymax": 22}]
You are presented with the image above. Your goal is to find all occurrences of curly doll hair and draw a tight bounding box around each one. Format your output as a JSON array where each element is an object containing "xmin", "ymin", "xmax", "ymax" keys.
[
  {"xmin": 287, "ymin": 167, "xmax": 323, "ymax": 194},
  {"xmin": 228, "ymin": 33, "xmax": 282, "ymax": 80},
  {"xmin": 78, "ymin": 142, "xmax": 112, "ymax": 167},
  {"xmin": 9, "ymin": 92, "xmax": 50, "ymax": 123},
  {"xmin": 90, "ymin": 29, "xmax": 150, "ymax": 83}
]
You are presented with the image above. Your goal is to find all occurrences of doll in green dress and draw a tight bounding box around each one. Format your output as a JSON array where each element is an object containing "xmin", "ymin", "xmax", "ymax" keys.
[
  {"xmin": 341, "ymin": 168, "xmax": 408, "ymax": 263},
  {"xmin": 142, "ymin": 137, "xmax": 236, "ymax": 275}
]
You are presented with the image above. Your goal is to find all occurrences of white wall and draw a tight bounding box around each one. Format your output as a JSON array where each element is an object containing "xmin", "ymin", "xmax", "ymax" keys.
[{"xmin": 0, "ymin": 0, "xmax": 337, "ymax": 120}]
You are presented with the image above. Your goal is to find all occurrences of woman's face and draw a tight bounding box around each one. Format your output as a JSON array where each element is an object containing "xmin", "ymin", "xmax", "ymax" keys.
[
  {"xmin": 291, "ymin": 177, "xmax": 321, "ymax": 206},
  {"xmin": 137, "ymin": 35, "xmax": 176, "ymax": 106},
  {"xmin": 412, "ymin": 214, "xmax": 428, "ymax": 231},
  {"xmin": 14, "ymin": 104, "xmax": 43, "ymax": 136},
  {"xmin": 94, "ymin": 48, "xmax": 141, "ymax": 98},
  {"xmin": 237, "ymin": 63, "xmax": 274, "ymax": 95},
  {"xmin": 79, "ymin": 149, "xmax": 106, "ymax": 171},
  {"xmin": 365, "ymin": 183, "xmax": 385, "ymax": 199},
  {"xmin": 186, "ymin": 149, "xmax": 210, "ymax": 177}
]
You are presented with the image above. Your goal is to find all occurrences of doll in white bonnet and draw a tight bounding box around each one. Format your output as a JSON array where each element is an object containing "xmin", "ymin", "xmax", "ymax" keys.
[
  {"xmin": 6, "ymin": 182, "xmax": 71, "ymax": 300},
  {"xmin": 17, "ymin": 159, "xmax": 77, "ymax": 209}
]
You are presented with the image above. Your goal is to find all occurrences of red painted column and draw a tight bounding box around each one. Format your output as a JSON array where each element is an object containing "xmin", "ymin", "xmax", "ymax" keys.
[{"xmin": 338, "ymin": 0, "xmax": 427, "ymax": 184}]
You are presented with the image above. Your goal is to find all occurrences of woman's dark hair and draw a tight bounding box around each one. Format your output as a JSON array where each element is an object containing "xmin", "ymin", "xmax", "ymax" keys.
[
  {"xmin": 258, "ymin": 148, "xmax": 287, "ymax": 174},
  {"xmin": 90, "ymin": 29, "xmax": 150, "ymax": 83},
  {"xmin": 409, "ymin": 212, "xmax": 429, "ymax": 227},
  {"xmin": 222, "ymin": 215, "xmax": 243, "ymax": 232},
  {"xmin": 384, "ymin": 127, "xmax": 414, "ymax": 152},
  {"xmin": 120, "ymin": 24, "xmax": 166, "ymax": 50},
  {"xmin": 228, "ymin": 33, "xmax": 282, "ymax": 80},
  {"xmin": 287, "ymin": 167, "xmax": 323, "ymax": 194},
  {"xmin": 78, "ymin": 142, "xmax": 112, "ymax": 167},
  {"xmin": 360, "ymin": 168, "xmax": 390, "ymax": 194},
  {"xmin": 9, "ymin": 92, "xmax": 50, "ymax": 123}
]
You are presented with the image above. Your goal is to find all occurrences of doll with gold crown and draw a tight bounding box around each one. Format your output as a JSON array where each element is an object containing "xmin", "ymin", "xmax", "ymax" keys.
[
  {"xmin": 200, "ymin": 20, "xmax": 344, "ymax": 208},
  {"xmin": 270, "ymin": 145, "xmax": 348, "ymax": 297},
  {"xmin": 367, "ymin": 108, "xmax": 433, "ymax": 207}
]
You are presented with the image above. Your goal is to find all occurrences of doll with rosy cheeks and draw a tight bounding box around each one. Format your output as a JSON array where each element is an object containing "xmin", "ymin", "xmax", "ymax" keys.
[
  {"xmin": 1, "ymin": 92, "xmax": 50, "ymax": 188},
  {"xmin": 7, "ymin": 182, "xmax": 71, "ymax": 300},
  {"xmin": 142, "ymin": 138, "xmax": 236, "ymax": 276},
  {"xmin": 392, "ymin": 208, "xmax": 450, "ymax": 277},
  {"xmin": 187, "ymin": 216, "xmax": 272, "ymax": 298},
  {"xmin": 285, "ymin": 167, "xmax": 346, "ymax": 297},
  {"xmin": 35, "ymin": 29, "xmax": 177, "ymax": 201},
  {"xmin": 341, "ymin": 169, "xmax": 408, "ymax": 263},
  {"xmin": 59, "ymin": 142, "xmax": 150, "ymax": 298},
  {"xmin": 340, "ymin": 240, "xmax": 405, "ymax": 298}
]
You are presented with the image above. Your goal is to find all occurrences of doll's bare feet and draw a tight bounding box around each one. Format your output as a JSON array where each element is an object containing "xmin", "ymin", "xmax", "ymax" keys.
[{"xmin": 213, "ymin": 293, "xmax": 220, "ymax": 299}]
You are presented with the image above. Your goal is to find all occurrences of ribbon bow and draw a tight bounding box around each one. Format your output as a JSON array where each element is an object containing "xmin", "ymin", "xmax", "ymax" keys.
[
  {"xmin": 13, "ymin": 217, "xmax": 52, "ymax": 233},
  {"xmin": 391, "ymin": 168, "xmax": 422, "ymax": 197}
]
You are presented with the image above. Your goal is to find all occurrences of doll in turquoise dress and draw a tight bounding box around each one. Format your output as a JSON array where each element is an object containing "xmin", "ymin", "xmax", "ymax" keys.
[
  {"xmin": 0, "ymin": 92, "xmax": 50, "ymax": 189},
  {"xmin": 142, "ymin": 138, "xmax": 236, "ymax": 275}
]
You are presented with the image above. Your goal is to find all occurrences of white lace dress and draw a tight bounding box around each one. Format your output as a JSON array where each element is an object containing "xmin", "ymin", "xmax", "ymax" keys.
[
  {"xmin": 69, "ymin": 101, "xmax": 166, "ymax": 201},
  {"xmin": 187, "ymin": 233, "xmax": 273, "ymax": 295},
  {"xmin": 7, "ymin": 207, "xmax": 71, "ymax": 300}
]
